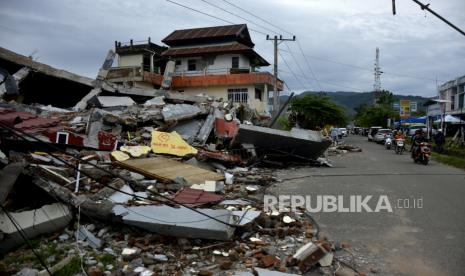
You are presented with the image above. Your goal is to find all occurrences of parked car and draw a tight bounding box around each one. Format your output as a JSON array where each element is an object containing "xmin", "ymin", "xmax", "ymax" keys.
[
  {"xmin": 373, "ymin": 129, "xmax": 392, "ymax": 143},
  {"xmin": 407, "ymin": 125, "xmax": 427, "ymax": 136},
  {"xmin": 337, "ymin": 128, "xmax": 343, "ymax": 139},
  {"xmin": 340, "ymin": 128, "xmax": 348, "ymax": 137},
  {"xmin": 368, "ymin": 126, "xmax": 382, "ymax": 141}
]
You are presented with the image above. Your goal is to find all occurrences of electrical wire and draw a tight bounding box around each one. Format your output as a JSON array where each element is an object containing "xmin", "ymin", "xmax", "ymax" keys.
[
  {"xmin": 199, "ymin": 0, "xmax": 279, "ymax": 35},
  {"xmin": 296, "ymin": 39, "xmax": 323, "ymax": 91},
  {"xmin": 165, "ymin": 0, "xmax": 267, "ymax": 36},
  {"xmin": 0, "ymin": 205, "xmax": 52, "ymax": 275},
  {"xmin": 221, "ymin": 0, "xmax": 295, "ymax": 36},
  {"xmin": 283, "ymin": 42, "xmax": 315, "ymax": 90},
  {"xmin": 278, "ymin": 51, "xmax": 307, "ymax": 90},
  {"xmin": 0, "ymin": 121, "xmax": 239, "ymax": 228}
]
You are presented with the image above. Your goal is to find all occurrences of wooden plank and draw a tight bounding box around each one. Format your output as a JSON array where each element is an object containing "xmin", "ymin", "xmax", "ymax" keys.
[{"xmin": 115, "ymin": 157, "xmax": 224, "ymax": 184}]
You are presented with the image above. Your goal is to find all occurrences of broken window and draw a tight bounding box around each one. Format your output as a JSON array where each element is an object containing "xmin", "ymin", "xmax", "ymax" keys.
[
  {"xmin": 56, "ymin": 132, "xmax": 69, "ymax": 144},
  {"xmin": 228, "ymin": 88, "xmax": 248, "ymax": 103},
  {"xmin": 188, "ymin": 59, "xmax": 197, "ymax": 71},
  {"xmin": 255, "ymin": 88, "xmax": 262, "ymax": 101},
  {"xmin": 232, "ymin": 57, "xmax": 239, "ymax": 69}
]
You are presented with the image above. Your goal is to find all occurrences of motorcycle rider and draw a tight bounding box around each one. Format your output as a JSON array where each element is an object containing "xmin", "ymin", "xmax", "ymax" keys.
[
  {"xmin": 395, "ymin": 131, "xmax": 405, "ymax": 140},
  {"xmin": 411, "ymin": 129, "xmax": 428, "ymax": 158}
]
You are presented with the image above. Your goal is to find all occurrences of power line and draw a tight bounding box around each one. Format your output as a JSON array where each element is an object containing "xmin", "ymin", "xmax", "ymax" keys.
[
  {"xmin": 280, "ymin": 48, "xmax": 441, "ymax": 82},
  {"xmin": 278, "ymin": 68, "xmax": 365, "ymax": 92},
  {"xmin": 283, "ymin": 42, "xmax": 315, "ymax": 90},
  {"xmin": 221, "ymin": 0, "xmax": 295, "ymax": 36},
  {"xmin": 165, "ymin": 0, "xmax": 267, "ymax": 35},
  {"xmin": 296, "ymin": 39, "xmax": 323, "ymax": 91},
  {"xmin": 199, "ymin": 0, "xmax": 279, "ymax": 35},
  {"xmin": 278, "ymin": 51, "xmax": 307, "ymax": 90}
]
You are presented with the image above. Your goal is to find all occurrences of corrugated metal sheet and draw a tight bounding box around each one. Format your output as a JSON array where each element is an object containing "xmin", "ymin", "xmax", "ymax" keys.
[
  {"xmin": 172, "ymin": 187, "xmax": 224, "ymax": 207},
  {"xmin": 162, "ymin": 24, "xmax": 246, "ymax": 45}
]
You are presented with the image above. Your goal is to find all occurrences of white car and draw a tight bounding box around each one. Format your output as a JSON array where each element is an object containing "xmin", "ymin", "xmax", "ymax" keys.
[
  {"xmin": 339, "ymin": 128, "xmax": 348, "ymax": 137},
  {"xmin": 373, "ymin": 129, "xmax": 392, "ymax": 143}
]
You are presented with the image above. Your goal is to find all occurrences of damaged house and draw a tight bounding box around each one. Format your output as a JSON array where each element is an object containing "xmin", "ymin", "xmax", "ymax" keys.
[{"xmin": 107, "ymin": 24, "xmax": 283, "ymax": 114}]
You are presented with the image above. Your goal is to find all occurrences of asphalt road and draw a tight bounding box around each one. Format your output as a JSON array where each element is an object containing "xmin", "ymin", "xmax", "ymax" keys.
[{"xmin": 268, "ymin": 135, "xmax": 465, "ymax": 276}]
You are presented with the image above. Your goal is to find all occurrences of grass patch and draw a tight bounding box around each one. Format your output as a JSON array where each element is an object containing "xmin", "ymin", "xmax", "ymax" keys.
[
  {"xmin": 432, "ymin": 153, "xmax": 465, "ymax": 170},
  {"xmin": 54, "ymin": 257, "xmax": 82, "ymax": 276}
]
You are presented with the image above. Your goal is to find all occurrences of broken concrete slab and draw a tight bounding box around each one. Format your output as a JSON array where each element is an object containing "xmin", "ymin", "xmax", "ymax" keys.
[
  {"xmin": 232, "ymin": 210, "xmax": 261, "ymax": 226},
  {"xmin": 113, "ymin": 204, "xmax": 234, "ymax": 240},
  {"xmin": 195, "ymin": 109, "xmax": 216, "ymax": 145},
  {"xmin": 97, "ymin": 96, "xmax": 135, "ymax": 107},
  {"xmin": 0, "ymin": 162, "xmax": 25, "ymax": 205},
  {"xmin": 162, "ymin": 104, "xmax": 202, "ymax": 122},
  {"xmin": 143, "ymin": 96, "xmax": 166, "ymax": 107},
  {"xmin": 233, "ymin": 125, "xmax": 332, "ymax": 160},
  {"xmin": 171, "ymin": 119, "xmax": 203, "ymax": 144},
  {"xmin": 76, "ymin": 226, "xmax": 103, "ymax": 249},
  {"xmin": 253, "ymin": 268, "xmax": 300, "ymax": 275},
  {"xmin": 0, "ymin": 203, "xmax": 72, "ymax": 254}
]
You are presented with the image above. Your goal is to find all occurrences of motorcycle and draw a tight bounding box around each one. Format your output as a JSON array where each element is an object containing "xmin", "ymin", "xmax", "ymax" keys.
[
  {"xmin": 412, "ymin": 142, "xmax": 431, "ymax": 165},
  {"xmin": 384, "ymin": 135, "xmax": 393, "ymax": 150},
  {"xmin": 394, "ymin": 139, "xmax": 405, "ymax": 154}
]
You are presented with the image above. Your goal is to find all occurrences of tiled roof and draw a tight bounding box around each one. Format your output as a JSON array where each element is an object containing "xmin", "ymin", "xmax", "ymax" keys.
[
  {"xmin": 172, "ymin": 187, "xmax": 224, "ymax": 207},
  {"xmin": 162, "ymin": 24, "xmax": 254, "ymax": 47},
  {"xmin": 0, "ymin": 108, "xmax": 60, "ymax": 134}
]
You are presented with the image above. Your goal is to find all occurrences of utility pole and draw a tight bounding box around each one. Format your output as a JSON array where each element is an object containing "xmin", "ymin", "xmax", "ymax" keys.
[
  {"xmin": 392, "ymin": 0, "xmax": 465, "ymax": 37},
  {"xmin": 266, "ymin": 35, "xmax": 296, "ymax": 113}
]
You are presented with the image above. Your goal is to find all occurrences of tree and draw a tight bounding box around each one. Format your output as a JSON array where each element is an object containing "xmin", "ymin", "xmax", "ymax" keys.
[
  {"xmin": 288, "ymin": 94, "xmax": 347, "ymax": 129},
  {"xmin": 354, "ymin": 90, "xmax": 399, "ymax": 127}
]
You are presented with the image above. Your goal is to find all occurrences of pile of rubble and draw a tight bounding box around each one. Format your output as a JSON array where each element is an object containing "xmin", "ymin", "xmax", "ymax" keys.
[{"xmin": 0, "ymin": 49, "xmax": 366, "ymax": 275}]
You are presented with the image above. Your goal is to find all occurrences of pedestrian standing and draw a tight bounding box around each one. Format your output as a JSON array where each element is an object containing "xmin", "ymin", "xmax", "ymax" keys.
[
  {"xmin": 434, "ymin": 130, "xmax": 445, "ymax": 153},
  {"xmin": 330, "ymin": 126, "xmax": 339, "ymax": 146}
]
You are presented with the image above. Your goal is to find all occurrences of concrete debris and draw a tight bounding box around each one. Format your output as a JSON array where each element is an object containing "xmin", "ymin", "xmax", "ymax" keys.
[
  {"xmin": 96, "ymin": 96, "xmax": 135, "ymax": 107},
  {"xmin": 0, "ymin": 203, "xmax": 72, "ymax": 254},
  {"xmin": 234, "ymin": 124, "xmax": 332, "ymax": 161},
  {"xmin": 76, "ymin": 225, "xmax": 103, "ymax": 249},
  {"xmin": 162, "ymin": 104, "xmax": 202, "ymax": 122},
  {"xmin": 0, "ymin": 46, "xmax": 360, "ymax": 275},
  {"xmin": 113, "ymin": 205, "xmax": 235, "ymax": 240}
]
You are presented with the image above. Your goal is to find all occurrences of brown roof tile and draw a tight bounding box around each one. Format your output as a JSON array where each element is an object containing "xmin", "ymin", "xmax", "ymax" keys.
[{"xmin": 172, "ymin": 187, "xmax": 224, "ymax": 207}]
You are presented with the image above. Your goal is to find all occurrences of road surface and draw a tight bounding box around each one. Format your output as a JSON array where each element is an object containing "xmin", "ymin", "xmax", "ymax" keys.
[{"xmin": 268, "ymin": 135, "xmax": 465, "ymax": 276}]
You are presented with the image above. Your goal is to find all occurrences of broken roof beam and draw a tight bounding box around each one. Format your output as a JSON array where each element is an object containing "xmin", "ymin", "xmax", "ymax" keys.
[
  {"xmin": 73, "ymin": 50, "xmax": 116, "ymax": 111},
  {"xmin": 0, "ymin": 46, "xmax": 95, "ymax": 87}
]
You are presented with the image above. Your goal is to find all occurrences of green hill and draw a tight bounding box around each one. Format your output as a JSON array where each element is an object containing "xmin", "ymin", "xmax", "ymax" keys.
[{"xmin": 280, "ymin": 91, "xmax": 430, "ymax": 117}]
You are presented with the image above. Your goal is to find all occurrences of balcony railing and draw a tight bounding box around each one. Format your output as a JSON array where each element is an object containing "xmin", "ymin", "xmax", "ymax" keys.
[{"xmin": 173, "ymin": 67, "xmax": 253, "ymax": 77}]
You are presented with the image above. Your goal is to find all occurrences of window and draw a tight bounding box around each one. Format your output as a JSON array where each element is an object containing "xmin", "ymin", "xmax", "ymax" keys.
[
  {"xmin": 232, "ymin": 57, "xmax": 239, "ymax": 69},
  {"xmin": 228, "ymin": 88, "xmax": 248, "ymax": 103},
  {"xmin": 175, "ymin": 60, "xmax": 181, "ymax": 66},
  {"xmin": 56, "ymin": 132, "xmax": 69, "ymax": 144},
  {"xmin": 459, "ymin": 93, "xmax": 464, "ymax": 109},
  {"xmin": 451, "ymin": 95, "xmax": 455, "ymax": 110},
  {"xmin": 255, "ymin": 88, "xmax": 262, "ymax": 101},
  {"xmin": 187, "ymin": 59, "xmax": 197, "ymax": 71}
]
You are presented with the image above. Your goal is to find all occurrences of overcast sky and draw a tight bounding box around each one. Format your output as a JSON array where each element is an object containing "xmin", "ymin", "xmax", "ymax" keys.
[{"xmin": 1, "ymin": 0, "xmax": 464, "ymax": 97}]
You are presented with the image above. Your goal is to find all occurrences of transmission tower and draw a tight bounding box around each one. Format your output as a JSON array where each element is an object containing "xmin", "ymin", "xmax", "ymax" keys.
[
  {"xmin": 373, "ymin": 47, "xmax": 383, "ymax": 105},
  {"xmin": 373, "ymin": 47, "xmax": 381, "ymax": 93}
]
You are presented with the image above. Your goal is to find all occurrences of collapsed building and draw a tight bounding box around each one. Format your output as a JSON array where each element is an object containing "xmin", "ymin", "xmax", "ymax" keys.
[{"xmin": 0, "ymin": 24, "xmax": 364, "ymax": 276}]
